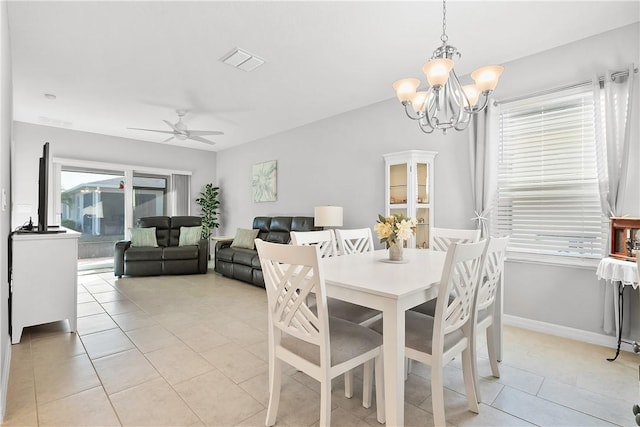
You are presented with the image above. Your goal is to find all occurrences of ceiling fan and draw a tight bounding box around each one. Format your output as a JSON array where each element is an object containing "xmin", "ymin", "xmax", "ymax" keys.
[{"xmin": 128, "ymin": 110, "xmax": 223, "ymax": 145}]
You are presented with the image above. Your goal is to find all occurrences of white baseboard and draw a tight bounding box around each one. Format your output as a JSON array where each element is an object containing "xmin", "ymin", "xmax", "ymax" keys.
[
  {"xmin": 503, "ymin": 314, "xmax": 637, "ymax": 354},
  {"xmin": 0, "ymin": 342, "xmax": 11, "ymax": 422}
]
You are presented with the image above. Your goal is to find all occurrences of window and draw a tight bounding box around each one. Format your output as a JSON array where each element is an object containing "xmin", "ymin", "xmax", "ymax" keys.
[{"xmin": 493, "ymin": 86, "xmax": 605, "ymax": 264}]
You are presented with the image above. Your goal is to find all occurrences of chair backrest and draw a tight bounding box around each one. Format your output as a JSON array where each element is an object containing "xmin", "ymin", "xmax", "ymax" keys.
[
  {"xmin": 434, "ymin": 240, "xmax": 487, "ymax": 339},
  {"xmin": 290, "ymin": 230, "xmax": 336, "ymax": 258},
  {"xmin": 476, "ymin": 236, "xmax": 509, "ymax": 311},
  {"xmin": 430, "ymin": 227, "xmax": 481, "ymax": 252},
  {"xmin": 255, "ymin": 239, "xmax": 330, "ymax": 352},
  {"xmin": 335, "ymin": 228, "xmax": 374, "ymax": 255}
]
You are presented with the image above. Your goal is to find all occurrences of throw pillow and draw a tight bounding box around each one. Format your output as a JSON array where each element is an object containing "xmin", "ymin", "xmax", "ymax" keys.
[
  {"xmin": 179, "ymin": 226, "xmax": 203, "ymax": 246},
  {"xmin": 231, "ymin": 228, "xmax": 259, "ymax": 250},
  {"xmin": 130, "ymin": 227, "xmax": 158, "ymax": 247}
]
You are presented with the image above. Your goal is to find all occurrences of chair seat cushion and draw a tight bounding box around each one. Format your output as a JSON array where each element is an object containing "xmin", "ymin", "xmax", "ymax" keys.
[
  {"xmin": 409, "ymin": 291, "xmax": 455, "ymax": 316},
  {"xmin": 124, "ymin": 247, "xmax": 163, "ymax": 261},
  {"xmin": 163, "ymin": 246, "xmax": 198, "ymax": 260},
  {"xmin": 310, "ymin": 298, "xmax": 380, "ymax": 325},
  {"xmin": 281, "ymin": 317, "xmax": 382, "ymax": 367},
  {"xmin": 370, "ymin": 311, "xmax": 464, "ymax": 355}
]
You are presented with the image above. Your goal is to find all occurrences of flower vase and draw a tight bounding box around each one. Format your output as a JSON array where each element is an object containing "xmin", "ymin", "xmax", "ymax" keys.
[{"xmin": 388, "ymin": 241, "xmax": 403, "ymax": 261}]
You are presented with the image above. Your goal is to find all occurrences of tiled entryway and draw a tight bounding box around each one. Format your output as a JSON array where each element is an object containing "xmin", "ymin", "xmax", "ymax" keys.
[{"xmin": 2, "ymin": 269, "xmax": 637, "ymax": 426}]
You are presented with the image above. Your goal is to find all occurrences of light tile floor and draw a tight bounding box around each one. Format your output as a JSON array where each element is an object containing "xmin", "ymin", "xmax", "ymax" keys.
[{"xmin": 2, "ymin": 269, "xmax": 638, "ymax": 426}]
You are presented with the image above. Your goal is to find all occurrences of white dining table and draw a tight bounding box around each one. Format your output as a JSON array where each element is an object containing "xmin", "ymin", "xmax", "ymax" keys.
[{"xmin": 322, "ymin": 248, "xmax": 447, "ymax": 426}]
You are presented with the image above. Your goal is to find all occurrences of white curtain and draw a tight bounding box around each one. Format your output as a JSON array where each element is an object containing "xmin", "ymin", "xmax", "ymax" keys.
[
  {"xmin": 468, "ymin": 101, "xmax": 499, "ymax": 237},
  {"xmin": 593, "ymin": 64, "xmax": 635, "ymax": 335},
  {"xmin": 171, "ymin": 174, "xmax": 191, "ymax": 216}
]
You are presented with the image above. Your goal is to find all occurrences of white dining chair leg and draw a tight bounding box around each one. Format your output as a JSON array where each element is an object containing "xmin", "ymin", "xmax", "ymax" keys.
[
  {"xmin": 462, "ymin": 347, "xmax": 480, "ymax": 413},
  {"xmin": 362, "ymin": 360, "xmax": 373, "ymax": 408},
  {"xmin": 265, "ymin": 358, "xmax": 282, "ymax": 427},
  {"xmin": 320, "ymin": 378, "xmax": 332, "ymax": 427},
  {"xmin": 344, "ymin": 370, "xmax": 354, "ymax": 398},
  {"xmin": 487, "ymin": 323, "xmax": 501, "ymax": 378},
  {"xmin": 431, "ymin": 363, "xmax": 446, "ymax": 427},
  {"xmin": 375, "ymin": 353, "xmax": 385, "ymax": 424}
]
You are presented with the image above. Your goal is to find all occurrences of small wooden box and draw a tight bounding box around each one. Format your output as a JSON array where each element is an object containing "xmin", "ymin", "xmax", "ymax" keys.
[{"xmin": 610, "ymin": 217, "xmax": 640, "ymax": 261}]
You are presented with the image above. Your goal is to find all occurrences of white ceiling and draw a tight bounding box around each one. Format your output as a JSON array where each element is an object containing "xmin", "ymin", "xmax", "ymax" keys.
[{"xmin": 8, "ymin": 1, "xmax": 640, "ymax": 152}]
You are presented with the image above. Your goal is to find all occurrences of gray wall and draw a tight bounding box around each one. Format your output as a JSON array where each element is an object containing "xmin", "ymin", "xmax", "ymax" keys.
[
  {"xmin": 0, "ymin": 0, "xmax": 12, "ymax": 419},
  {"xmin": 11, "ymin": 122, "xmax": 218, "ymax": 228},
  {"xmin": 217, "ymin": 23, "xmax": 640, "ymax": 339}
]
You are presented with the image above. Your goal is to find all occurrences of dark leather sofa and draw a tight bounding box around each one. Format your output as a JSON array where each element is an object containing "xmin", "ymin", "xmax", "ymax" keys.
[
  {"xmin": 114, "ymin": 216, "xmax": 209, "ymax": 277},
  {"xmin": 215, "ymin": 216, "xmax": 318, "ymax": 287}
]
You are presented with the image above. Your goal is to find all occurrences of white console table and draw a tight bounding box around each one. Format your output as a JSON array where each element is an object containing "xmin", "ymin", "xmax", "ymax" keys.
[{"xmin": 11, "ymin": 229, "xmax": 80, "ymax": 344}]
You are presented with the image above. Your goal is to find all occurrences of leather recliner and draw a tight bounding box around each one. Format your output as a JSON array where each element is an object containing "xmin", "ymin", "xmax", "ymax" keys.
[
  {"xmin": 215, "ymin": 216, "xmax": 318, "ymax": 287},
  {"xmin": 114, "ymin": 216, "xmax": 209, "ymax": 277}
]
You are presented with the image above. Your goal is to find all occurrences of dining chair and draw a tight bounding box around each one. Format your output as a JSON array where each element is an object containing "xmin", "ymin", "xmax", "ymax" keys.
[
  {"xmin": 411, "ymin": 227, "xmax": 482, "ymax": 316},
  {"xmin": 255, "ymin": 239, "xmax": 385, "ymax": 427},
  {"xmin": 371, "ymin": 240, "xmax": 487, "ymax": 426},
  {"xmin": 471, "ymin": 236, "xmax": 509, "ymax": 401},
  {"xmin": 334, "ymin": 228, "xmax": 374, "ymax": 256},
  {"xmin": 290, "ymin": 229, "xmax": 382, "ymax": 397},
  {"xmin": 430, "ymin": 227, "xmax": 482, "ymax": 251}
]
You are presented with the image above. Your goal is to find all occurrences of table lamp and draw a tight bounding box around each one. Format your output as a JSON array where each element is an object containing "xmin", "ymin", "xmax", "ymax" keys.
[{"xmin": 314, "ymin": 206, "xmax": 343, "ymax": 228}]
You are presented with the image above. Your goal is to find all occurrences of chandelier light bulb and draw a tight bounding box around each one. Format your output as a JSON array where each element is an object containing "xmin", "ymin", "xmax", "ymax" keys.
[
  {"xmin": 411, "ymin": 91, "xmax": 429, "ymax": 113},
  {"xmin": 392, "ymin": 78, "xmax": 421, "ymax": 103},
  {"xmin": 462, "ymin": 84, "xmax": 481, "ymax": 108},
  {"xmin": 471, "ymin": 65, "xmax": 504, "ymax": 92},
  {"xmin": 422, "ymin": 58, "xmax": 454, "ymax": 88}
]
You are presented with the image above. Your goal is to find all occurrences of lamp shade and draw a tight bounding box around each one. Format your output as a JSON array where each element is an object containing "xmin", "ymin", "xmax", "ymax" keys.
[
  {"xmin": 392, "ymin": 78, "xmax": 420, "ymax": 103},
  {"xmin": 462, "ymin": 84, "xmax": 480, "ymax": 108},
  {"xmin": 471, "ymin": 65, "xmax": 504, "ymax": 92},
  {"xmin": 422, "ymin": 58, "xmax": 454, "ymax": 87},
  {"xmin": 314, "ymin": 206, "xmax": 343, "ymax": 227}
]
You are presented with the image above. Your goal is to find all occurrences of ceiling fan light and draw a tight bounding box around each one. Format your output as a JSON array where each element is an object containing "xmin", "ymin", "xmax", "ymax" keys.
[
  {"xmin": 471, "ymin": 65, "xmax": 504, "ymax": 92},
  {"xmin": 462, "ymin": 84, "xmax": 480, "ymax": 108},
  {"xmin": 176, "ymin": 134, "xmax": 188, "ymax": 141},
  {"xmin": 392, "ymin": 78, "xmax": 420, "ymax": 103},
  {"xmin": 422, "ymin": 58, "xmax": 454, "ymax": 88}
]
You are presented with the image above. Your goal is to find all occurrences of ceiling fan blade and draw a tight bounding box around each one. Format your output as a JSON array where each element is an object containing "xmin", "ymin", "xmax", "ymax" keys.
[
  {"xmin": 163, "ymin": 120, "xmax": 179, "ymax": 132},
  {"xmin": 128, "ymin": 127, "xmax": 176, "ymax": 135},
  {"xmin": 188, "ymin": 135, "xmax": 216, "ymax": 145},
  {"xmin": 163, "ymin": 136, "xmax": 176, "ymax": 143},
  {"xmin": 187, "ymin": 130, "xmax": 225, "ymax": 136}
]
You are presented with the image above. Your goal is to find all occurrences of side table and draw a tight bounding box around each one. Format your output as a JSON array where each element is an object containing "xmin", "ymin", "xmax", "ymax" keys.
[{"xmin": 596, "ymin": 256, "xmax": 639, "ymax": 361}]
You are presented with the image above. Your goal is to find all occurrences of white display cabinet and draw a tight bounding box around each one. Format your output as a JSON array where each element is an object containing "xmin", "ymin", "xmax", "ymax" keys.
[{"xmin": 383, "ymin": 150, "xmax": 437, "ymax": 249}]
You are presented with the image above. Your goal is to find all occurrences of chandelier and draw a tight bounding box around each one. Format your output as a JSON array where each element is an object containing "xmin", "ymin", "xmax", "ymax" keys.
[{"xmin": 392, "ymin": 0, "xmax": 503, "ymax": 134}]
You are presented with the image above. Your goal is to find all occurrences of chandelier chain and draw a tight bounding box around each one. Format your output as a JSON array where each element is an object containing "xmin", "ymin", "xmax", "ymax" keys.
[{"xmin": 440, "ymin": 0, "xmax": 448, "ymax": 44}]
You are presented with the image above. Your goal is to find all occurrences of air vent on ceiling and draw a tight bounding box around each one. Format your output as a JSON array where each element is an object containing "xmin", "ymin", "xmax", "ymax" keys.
[{"xmin": 220, "ymin": 47, "xmax": 265, "ymax": 72}]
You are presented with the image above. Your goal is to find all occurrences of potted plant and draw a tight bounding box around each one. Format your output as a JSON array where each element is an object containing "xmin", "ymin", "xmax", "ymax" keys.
[{"xmin": 195, "ymin": 183, "xmax": 220, "ymax": 238}]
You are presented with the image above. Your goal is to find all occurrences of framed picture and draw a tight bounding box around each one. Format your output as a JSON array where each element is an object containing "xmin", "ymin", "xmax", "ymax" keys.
[{"xmin": 252, "ymin": 160, "xmax": 277, "ymax": 202}]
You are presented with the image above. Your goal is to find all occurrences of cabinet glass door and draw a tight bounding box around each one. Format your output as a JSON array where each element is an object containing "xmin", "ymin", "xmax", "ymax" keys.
[
  {"xmin": 416, "ymin": 163, "xmax": 429, "ymax": 204},
  {"xmin": 389, "ymin": 163, "xmax": 407, "ymax": 206}
]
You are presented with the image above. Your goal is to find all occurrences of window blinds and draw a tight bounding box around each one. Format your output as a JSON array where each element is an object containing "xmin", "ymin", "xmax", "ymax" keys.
[{"xmin": 494, "ymin": 87, "xmax": 605, "ymax": 259}]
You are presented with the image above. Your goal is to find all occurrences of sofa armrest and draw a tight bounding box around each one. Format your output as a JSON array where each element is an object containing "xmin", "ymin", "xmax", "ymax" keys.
[
  {"xmin": 215, "ymin": 238, "xmax": 234, "ymax": 251},
  {"xmin": 114, "ymin": 240, "xmax": 131, "ymax": 277},
  {"xmin": 197, "ymin": 238, "xmax": 209, "ymax": 273}
]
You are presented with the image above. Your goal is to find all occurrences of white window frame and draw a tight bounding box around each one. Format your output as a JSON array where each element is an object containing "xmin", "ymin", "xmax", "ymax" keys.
[
  {"xmin": 492, "ymin": 86, "xmax": 606, "ymax": 268},
  {"xmin": 52, "ymin": 157, "xmax": 192, "ymax": 239}
]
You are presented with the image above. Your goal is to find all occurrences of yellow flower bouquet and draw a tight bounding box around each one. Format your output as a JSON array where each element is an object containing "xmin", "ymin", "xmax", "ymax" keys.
[{"xmin": 374, "ymin": 213, "xmax": 417, "ymax": 249}]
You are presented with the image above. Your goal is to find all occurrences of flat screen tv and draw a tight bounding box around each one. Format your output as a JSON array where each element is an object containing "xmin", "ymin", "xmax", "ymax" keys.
[{"xmin": 37, "ymin": 142, "xmax": 49, "ymax": 232}]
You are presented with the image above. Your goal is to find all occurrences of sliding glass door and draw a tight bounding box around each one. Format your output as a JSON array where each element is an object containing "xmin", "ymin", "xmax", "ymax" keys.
[
  {"xmin": 133, "ymin": 174, "xmax": 168, "ymax": 224},
  {"xmin": 61, "ymin": 168, "xmax": 125, "ymax": 269}
]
